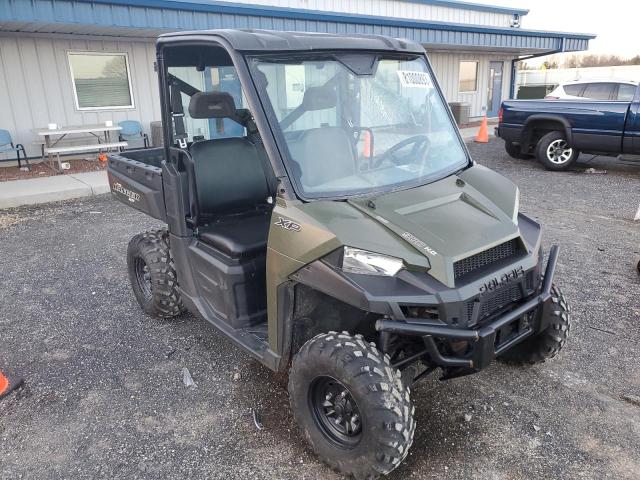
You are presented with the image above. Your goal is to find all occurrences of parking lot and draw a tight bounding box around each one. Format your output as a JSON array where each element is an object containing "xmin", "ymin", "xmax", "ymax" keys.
[{"xmin": 1, "ymin": 139, "xmax": 639, "ymax": 479}]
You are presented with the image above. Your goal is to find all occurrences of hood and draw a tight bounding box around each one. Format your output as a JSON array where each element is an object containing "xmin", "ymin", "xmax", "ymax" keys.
[
  {"xmin": 296, "ymin": 165, "xmax": 522, "ymax": 288},
  {"xmin": 344, "ymin": 166, "xmax": 521, "ymax": 288}
]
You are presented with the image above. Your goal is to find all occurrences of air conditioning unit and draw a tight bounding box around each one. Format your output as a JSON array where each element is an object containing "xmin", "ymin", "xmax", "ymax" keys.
[{"xmin": 150, "ymin": 121, "xmax": 164, "ymax": 147}]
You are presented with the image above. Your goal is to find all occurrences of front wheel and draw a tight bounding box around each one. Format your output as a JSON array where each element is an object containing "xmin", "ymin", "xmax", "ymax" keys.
[
  {"xmin": 500, "ymin": 284, "xmax": 570, "ymax": 365},
  {"xmin": 288, "ymin": 332, "xmax": 415, "ymax": 479},
  {"xmin": 126, "ymin": 229, "xmax": 184, "ymax": 318},
  {"xmin": 536, "ymin": 131, "xmax": 579, "ymax": 171}
]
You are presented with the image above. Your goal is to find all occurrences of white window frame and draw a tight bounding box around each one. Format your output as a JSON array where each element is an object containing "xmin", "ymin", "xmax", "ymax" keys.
[
  {"xmin": 67, "ymin": 51, "xmax": 135, "ymax": 111},
  {"xmin": 458, "ymin": 60, "xmax": 479, "ymax": 94}
]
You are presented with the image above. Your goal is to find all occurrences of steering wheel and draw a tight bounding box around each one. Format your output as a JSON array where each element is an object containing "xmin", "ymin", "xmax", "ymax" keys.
[{"xmin": 373, "ymin": 134, "xmax": 430, "ymax": 168}]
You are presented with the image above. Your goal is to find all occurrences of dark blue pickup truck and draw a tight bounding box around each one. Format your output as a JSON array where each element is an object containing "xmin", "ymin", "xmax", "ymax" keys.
[{"xmin": 496, "ymin": 83, "xmax": 640, "ymax": 170}]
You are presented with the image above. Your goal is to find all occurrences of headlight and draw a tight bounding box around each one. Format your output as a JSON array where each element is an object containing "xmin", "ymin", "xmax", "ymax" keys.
[{"xmin": 341, "ymin": 247, "xmax": 404, "ymax": 276}]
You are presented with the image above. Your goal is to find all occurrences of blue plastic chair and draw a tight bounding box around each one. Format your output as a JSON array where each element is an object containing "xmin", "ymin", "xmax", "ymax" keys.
[
  {"xmin": 0, "ymin": 129, "xmax": 29, "ymax": 170},
  {"xmin": 118, "ymin": 120, "xmax": 149, "ymax": 150}
]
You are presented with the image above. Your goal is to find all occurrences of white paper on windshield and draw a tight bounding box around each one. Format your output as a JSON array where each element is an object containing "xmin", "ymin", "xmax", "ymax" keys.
[{"xmin": 397, "ymin": 70, "xmax": 433, "ymax": 89}]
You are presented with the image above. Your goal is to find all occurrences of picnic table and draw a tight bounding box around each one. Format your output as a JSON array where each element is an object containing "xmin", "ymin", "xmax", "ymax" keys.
[{"xmin": 33, "ymin": 124, "xmax": 127, "ymax": 171}]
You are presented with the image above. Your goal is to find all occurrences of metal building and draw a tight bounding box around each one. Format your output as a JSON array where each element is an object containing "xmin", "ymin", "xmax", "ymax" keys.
[{"xmin": 0, "ymin": 0, "xmax": 594, "ymax": 157}]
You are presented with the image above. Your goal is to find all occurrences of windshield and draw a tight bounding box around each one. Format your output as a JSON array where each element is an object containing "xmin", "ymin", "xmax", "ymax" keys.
[{"xmin": 250, "ymin": 54, "xmax": 468, "ymax": 198}]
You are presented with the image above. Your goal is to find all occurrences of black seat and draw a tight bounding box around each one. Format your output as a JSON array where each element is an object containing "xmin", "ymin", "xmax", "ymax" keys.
[
  {"xmin": 199, "ymin": 211, "xmax": 270, "ymax": 258},
  {"xmin": 190, "ymin": 137, "xmax": 271, "ymax": 215},
  {"xmin": 187, "ymin": 91, "xmax": 275, "ymax": 259},
  {"xmin": 190, "ymin": 137, "xmax": 272, "ymax": 258}
]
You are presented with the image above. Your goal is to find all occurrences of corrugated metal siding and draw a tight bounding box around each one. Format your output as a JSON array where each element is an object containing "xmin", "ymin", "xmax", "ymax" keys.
[
  {"xmin": 0, "ymin": 35, "xmax": 159, "ymax": 157},
  {"xmin": 240, "ymin": 0, "xmax": 515, "ymax": 27},
  {"xmin": 0, "ymin": 22, "xmax": 570, "ymax": 54},
  {"xmin": 428, "ymin": 51, "xmax": 513, "ymax": 119},
  {"xmin": 0, "ymin": 0, "xmax": 592, "ymax": 53}
]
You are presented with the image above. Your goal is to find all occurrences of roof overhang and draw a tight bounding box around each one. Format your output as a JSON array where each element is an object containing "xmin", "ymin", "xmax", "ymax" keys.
[
  {"xmin": 395, "ymin": 0, "xmax": 529, "ymax": 16},
  {"xmin": 0, "ymin": 0, "xmax": 595, "ymax": 55}
]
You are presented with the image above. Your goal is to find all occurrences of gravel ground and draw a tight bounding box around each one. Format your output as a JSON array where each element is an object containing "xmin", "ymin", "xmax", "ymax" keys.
[{"xmin": 1, "ymin": 140, "xmax": 639, "ymax": 479}]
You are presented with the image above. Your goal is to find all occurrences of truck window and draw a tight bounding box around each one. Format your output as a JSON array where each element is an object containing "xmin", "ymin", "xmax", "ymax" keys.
[
  {"xmin": 582, "ymin": 83, "xmax": 615, "ymax": 100},
  {"xmin": 617, "ymin": 84, "xmax": 637, "ymax": 101},
  {"xmin": 563, "ymin": 84, "xmax": 584, "ymax": 96}
]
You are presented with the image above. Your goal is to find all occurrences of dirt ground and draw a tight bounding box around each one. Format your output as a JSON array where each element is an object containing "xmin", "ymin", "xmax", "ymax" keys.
[
  {"xmin": 0, "ymin": 140, "xmax": 639, "ymax": 479},
  {"xmin": 0, "ymin": 158, "xmax": 106, "ymax": 182}
]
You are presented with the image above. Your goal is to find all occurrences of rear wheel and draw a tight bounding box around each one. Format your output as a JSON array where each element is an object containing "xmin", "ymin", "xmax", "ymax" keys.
[
  {"xmin": 127, "ymin": 229, "xmax": 184, "ymax": 318},
  {"xmin": 504, "ymin": 141, "xmax": 532, "ymax": 159},
  {"xmin": 288, "ymin": 332, "xmax": 415, "ymax": 479},
  {"xmin": 536, "ymin": 131, "xmax": 579, "ymax": 171},
  {"xmin": 500, "ymin": 284, "xmax": 570, "ymax": 365}
]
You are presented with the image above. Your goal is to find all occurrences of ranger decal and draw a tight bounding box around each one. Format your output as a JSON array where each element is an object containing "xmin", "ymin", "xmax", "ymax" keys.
[{"xmin": 112, "ymin": 182, "xmax": 140, "ymax": 203}]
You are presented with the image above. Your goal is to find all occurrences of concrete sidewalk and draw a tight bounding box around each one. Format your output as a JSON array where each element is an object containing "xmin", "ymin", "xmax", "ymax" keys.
[{"xmin": 0, "ymin": 170, "xmax": 110, "ymax": 209}]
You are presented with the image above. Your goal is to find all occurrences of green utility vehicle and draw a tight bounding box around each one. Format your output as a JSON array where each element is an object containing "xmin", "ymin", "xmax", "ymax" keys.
[{"xmin": 109, "ymin": 29, "xmax": 571, "ymax": 478}]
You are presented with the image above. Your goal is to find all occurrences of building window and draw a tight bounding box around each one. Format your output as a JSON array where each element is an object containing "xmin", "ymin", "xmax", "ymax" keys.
[
  {"xmin": 68, "ymin": 52, "xmax": 134, "ymax": 110},
  {"xmin": 458, "ymin": 61, "xmax": 478, "ymax": 93}
]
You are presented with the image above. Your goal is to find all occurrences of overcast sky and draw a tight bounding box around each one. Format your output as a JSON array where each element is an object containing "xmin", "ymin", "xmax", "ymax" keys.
[{"xmin": 474, "ymin": 0, "xmax": 639, "ymax": 58}]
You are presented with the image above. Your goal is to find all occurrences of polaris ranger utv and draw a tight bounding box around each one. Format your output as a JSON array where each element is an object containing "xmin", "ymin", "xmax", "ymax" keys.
[{"xmin": 108, "ymin": 29, "xmax": 571, "ymax": 479}]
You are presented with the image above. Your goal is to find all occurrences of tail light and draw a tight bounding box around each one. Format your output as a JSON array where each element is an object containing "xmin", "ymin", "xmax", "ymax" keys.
[{"xmin": 498, "ymin": 107, "xmax": 503, "ymax": 123}]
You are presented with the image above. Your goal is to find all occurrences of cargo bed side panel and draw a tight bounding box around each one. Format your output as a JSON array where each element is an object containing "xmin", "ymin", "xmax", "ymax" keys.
[{"xmin": 107, "ymin": 151, "xmax": 167, "ymax": 222}]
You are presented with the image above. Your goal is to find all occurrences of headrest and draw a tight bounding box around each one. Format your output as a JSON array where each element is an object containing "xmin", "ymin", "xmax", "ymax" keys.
[
  {"xmin": 302, "ymin": 85, "xmax": 337, "ymax": 111},
  {"xmin": 188, "ymin": 91, "xmax": 237, "ymax": 119}
]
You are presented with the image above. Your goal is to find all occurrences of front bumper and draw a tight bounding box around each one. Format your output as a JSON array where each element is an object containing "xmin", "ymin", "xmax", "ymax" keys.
[{"xmin": 375, "ymin": 245, "xmax": 559, "ymax": 372}]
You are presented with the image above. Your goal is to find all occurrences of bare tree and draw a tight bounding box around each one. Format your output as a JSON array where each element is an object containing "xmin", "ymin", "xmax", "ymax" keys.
[{"xmin": 101, "ymin": 56, "xmax": 127, "ymax": 78}]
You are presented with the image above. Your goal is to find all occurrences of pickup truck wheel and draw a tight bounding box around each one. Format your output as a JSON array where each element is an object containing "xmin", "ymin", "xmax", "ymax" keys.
[
  {"xmin": 127, "ymin": 229, "xmax": 184, "ymax": 318},
  {"xmin": 499, "ymin": 284, "xmax": 570, "ymax": 365},
  {"xmin": 536, "ymin": 131, "xmax": 579, "ymax": 171},
  {"xmin": 504, "ymin": 141, "xmax": 532, "ymax": 159},
  {"xmin": 288, "ymin": 332, "xmax": 415, "ymax": 479}
]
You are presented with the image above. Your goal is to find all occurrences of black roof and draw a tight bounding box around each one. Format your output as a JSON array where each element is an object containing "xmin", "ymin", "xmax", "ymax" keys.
[{"xmin": 157, "ymin": 29, "xmax": 425, "ymax": 54}]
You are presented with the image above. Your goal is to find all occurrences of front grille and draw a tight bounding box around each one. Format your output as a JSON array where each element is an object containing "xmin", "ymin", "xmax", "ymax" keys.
[
  {"xmin": 454, "ymin": 239, "xmax": 521, "ymax": 281},
  {"xmin": 467, "ymin": 282, "xmax": 525, "ymax": 324}
]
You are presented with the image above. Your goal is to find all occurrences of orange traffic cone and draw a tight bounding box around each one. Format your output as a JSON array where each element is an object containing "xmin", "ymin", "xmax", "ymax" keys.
[
  {"xmin": 0, "ymin": 369, "xmax": 23, "ymax": 400},
  {"xmin": 474, "ymin": 112, "xmax": 489, "ymax": 143},
  {"xmin": 362, "ymin": 130, "xmax": 372, "ymax": 158}
]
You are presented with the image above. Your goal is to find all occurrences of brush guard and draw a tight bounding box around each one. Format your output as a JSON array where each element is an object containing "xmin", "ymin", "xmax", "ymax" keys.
[{"xmin": 376, "ymin": 245, "xmax": 560, "ymax": 373}]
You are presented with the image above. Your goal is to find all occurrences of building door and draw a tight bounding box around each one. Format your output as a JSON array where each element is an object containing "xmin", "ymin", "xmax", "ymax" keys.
[{"xmin": 487, "ymin": 61, "xmax": 503, "ymax": 118}]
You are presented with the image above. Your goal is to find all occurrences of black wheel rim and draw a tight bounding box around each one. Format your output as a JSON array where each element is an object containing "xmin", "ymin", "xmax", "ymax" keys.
[
  {"xmin": 134, "ymin": 257, "xmax": 153, "ymax": 300},
  {"xmin": 309, "ymin": 376, "xmax": 362, "ymax": 448}
]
